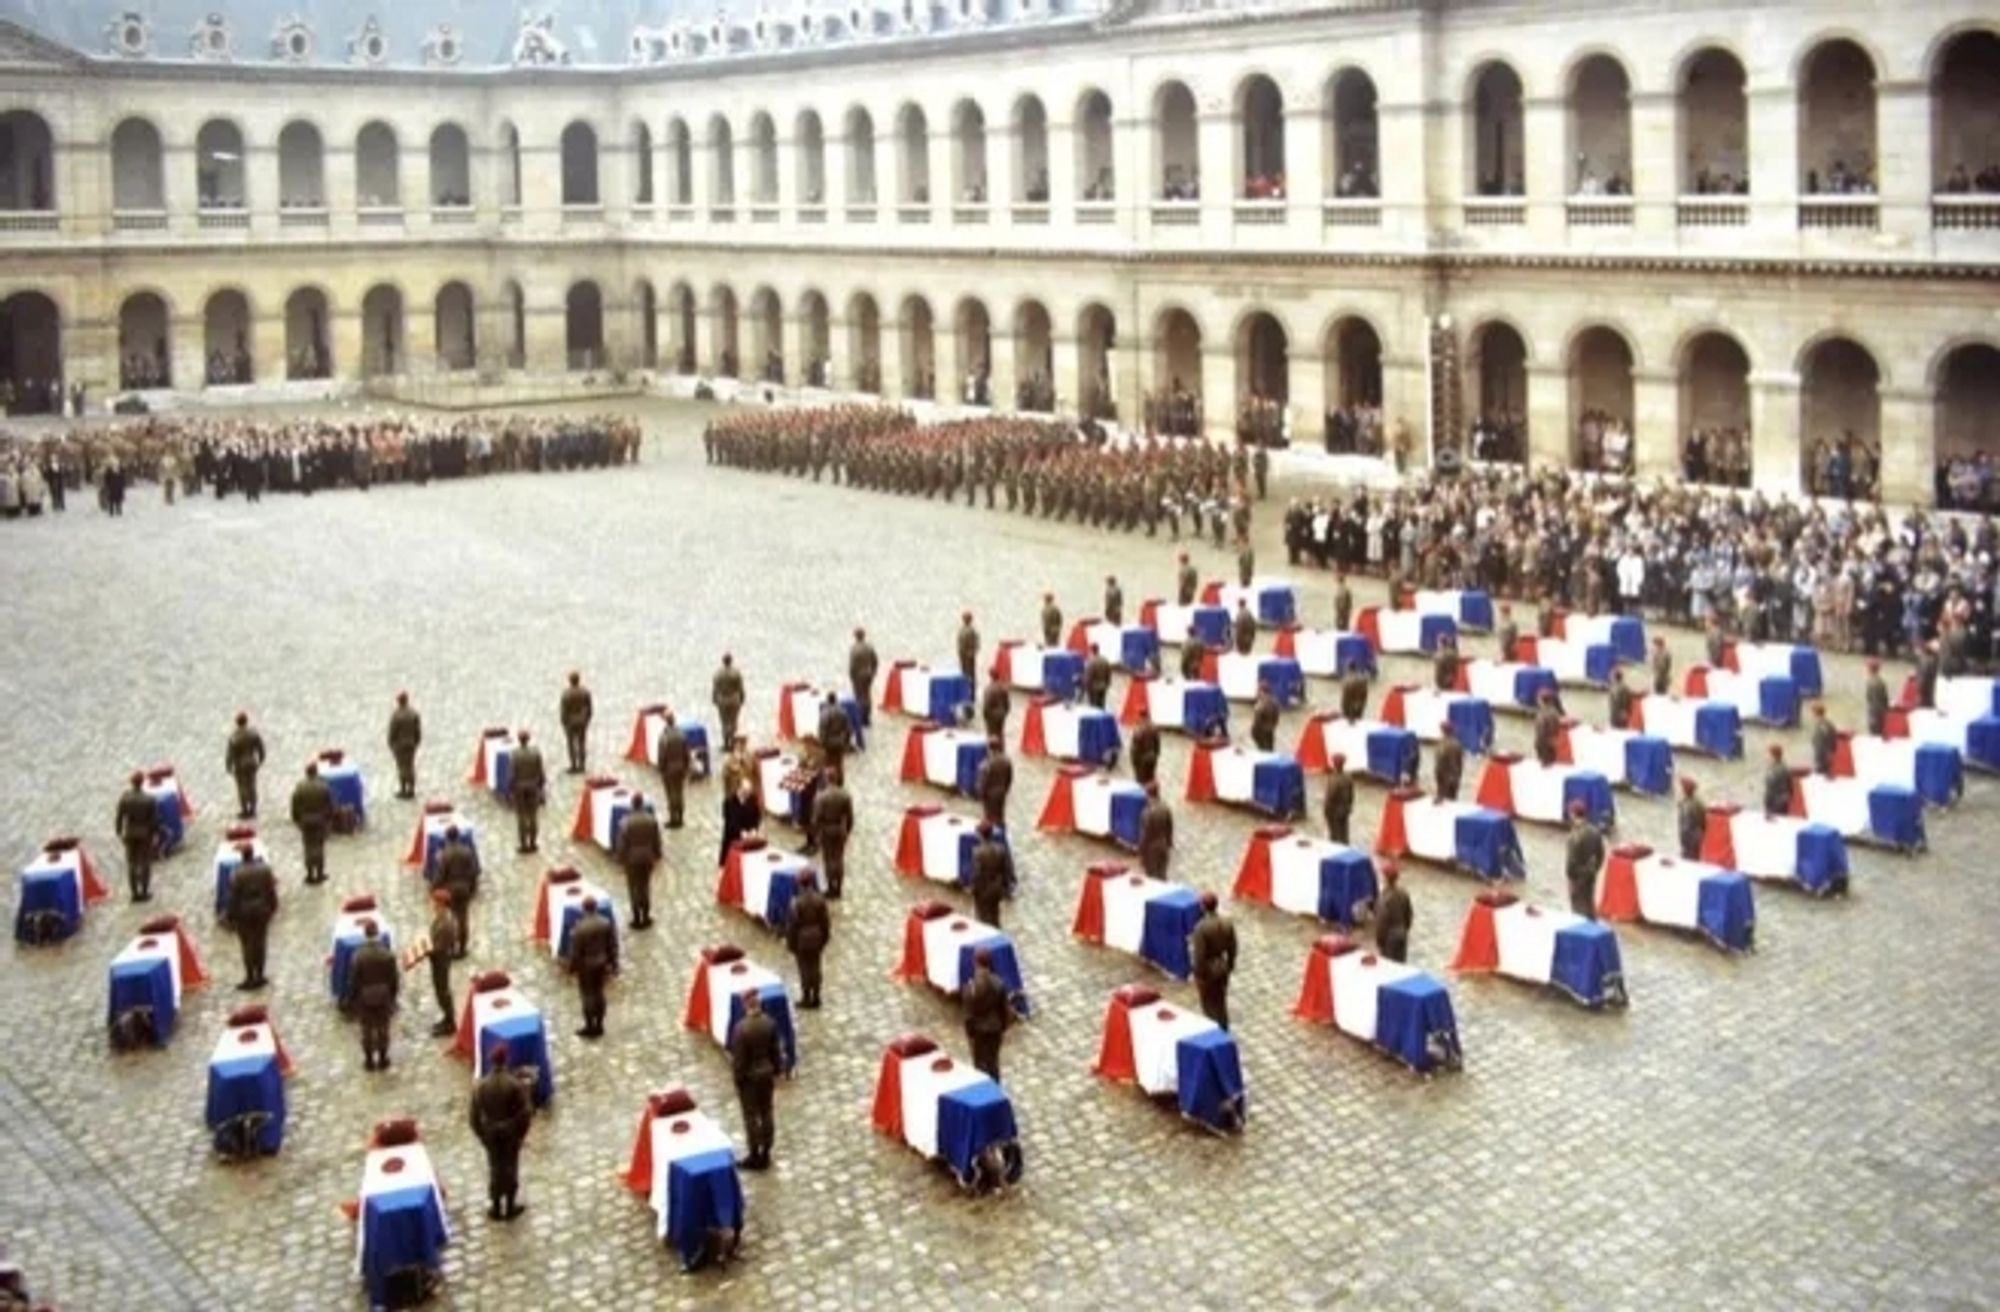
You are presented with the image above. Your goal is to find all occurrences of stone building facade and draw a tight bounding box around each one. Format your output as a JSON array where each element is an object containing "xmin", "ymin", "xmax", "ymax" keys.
[{"xmin": 0, "ymin": 0, "xmax": 1996, "ymax": 502}]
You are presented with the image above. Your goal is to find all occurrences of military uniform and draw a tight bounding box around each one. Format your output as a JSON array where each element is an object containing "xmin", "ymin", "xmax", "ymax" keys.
[
  {"xmin": 1916, "ymin": 647, "xmax": 1940, "ymax": 709},
  {"xmin": 1333, "ymin": 580, "xmax": 1354, "ymax": 634},
  {"xmin": 1434, "ymin": 642, "xmax": 1461, "ymax": 693},
  {"xmin": 1864, "ymin": 670, "xmax": 1889, "ymax": 737},
  {"xmin": 428, "ymin": 900, "xmax": 459, "ymax": 1035},
  {"xmin": 471, "ymin": 1063, "xmax": 534, "ymax": 1217},
  {"xmin": 655, "ymin": 721, "xmax": 692, "ymax": 828},
  {"xmin": 1084, "ymin": 651, "xmax": 1113, "ymax": 711},
  {"xmin": 975, "ymin": 748, "xmax": 1013, "ymax": 828},
  {"xmin": 560, "ymin": 679, "xmax": 594, "ymax": 773},
  {"xmin": 1188, "ymin": 906, "xmax": 1237, "ymax": 1030},
  {"xmin": 1104, "ymin": 579, "xmax": 1124, "ymax": 625},
  {"xmin": 1375, "ymin": 882, "xmax": 1412, "ymax": 962},
  {"xmin": 1251, "ymin": 689, "xmax": 1280, "ymax": 753},
  {"xmin": 849, "ymin": 636, "xmax": 880, "ymax": 728},
  {"xmin": 963, "ymin": 963, "xmax": 1012, "ymax": 1080},
  {"xmin": 1236, "ymin": 546, "xmax": 1255, "ymax": 589},
  {"xmin": 226, "ymin": 722, "xmax": 266, "ymax": 819},
  {"xmin": 1139, "ymin": 795, "xmax": 1174, "ymax": 880},
  {"xmin": 1233, "ymin": 604, "xmax": 1258, "ymax": 656},
  {"xmin": 957, "ymin": 619, "xmax": 981, "ymax": 687},
  {"xmin": 1434, "ymin": 734, "xmax": 1465, "ymax": 801},
  {"xmin": 388, "ymin": 698, "xmax": 423, "ymax": 798},
  {"xmin": 1811, "ymin": 715, "xmax": 1838, "ymax": 776},
  {"xmin": 1180, "ymin": 640, "xmax": 1207, "ymax": 683},
  {"xmin": 817, "ymin": 697, "xmax": 854, "ymax": 776},
  {"xmin": 1041, "ymin": 598, "xmax": 1063, "ymax": 648},
  {"xmin": 981, "ymin": 681, "xmax": 1010, "ymax": 741},
  {"xmin": 970, "ymin": 834, "xmax": 1011, "ymax": 927},
  {"xmin": 1764, "ymin": 758, "xmax": 1793, "ymax": 817},
  {"xmin": 810, "ymin": 782, "xmax": 853, "ymax": 897},
  {"xmin": 115, "ymin": 782, "xmax": 159, "ymax": 901},
  {"xmin": 1177, "ymin": 560, "xmax": 1198, "ymax": 607},
  {"xmin": 291, "ymin": 769, "xmax": 336, "ymax": 884},
  {"xmin": 509, "ymin": 740, "xmax": 546, "ymax": 852},
  {"xmin": 1495, "ymin": 613, "xmax": 1518, "ymax": 663},
  {"xmin": 344, "ymin": 931, "xmax": 400, "ymax": 1068},
  {"xmin": 1678, "ymin": 790, "xmax": 1707, "ymax": 861},
  {"xmin": 1130, "ymin": 719, "xmax": 1161, "ymax": 786},
  {"xmin": 437, "ymin": 836, "xmax": 480, "ymax": 957},
  {"xmin": 712, "ymin": 660, "xmax": 746, "ymax": 746},
  {"xmin": 786, "ymin": 882, "xmax": 831, "ymax": 1007},
  {"xmin": 569, "ymin": 907, "xmax": 617, "ymax": 1037},
  {"xmin": 224, "ymin": 853, "xmax": 277, "ymax": 989},
  {"xmin": 614, "ymin": 804, "xmax": 663, "ymax": 929},
  {"xmin": 1651, "ymin": 645, "xmax": 1673, "ymax": 696},
  {"xmin": 729, "ymin": 1001, "xmax": 783, "ymax": 1168},
  {"xmin": 1566, "ymin": 822, "xmax": 1605, "ymax": 919},
  {"xmin": 1534, "ymin": 702, "xmax": 1561, "ymax": 767},
  {"xmin": 1608, "ymin": 681, "xmax": 1634, "ymax": 731},
  {"xmin": 1323, "ymin": 766, "xmax": 1355, "ymax": 844}
]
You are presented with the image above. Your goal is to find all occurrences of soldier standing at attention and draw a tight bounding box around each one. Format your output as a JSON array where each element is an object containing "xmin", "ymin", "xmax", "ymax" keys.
[
  {"xmin": 567, "ymin": 897, "xmax": 617, "ymax": 1039},
  {"xmin": 1810, "ymin": 704, "xmax": 1838, "ymax": 776},
  {"xmin": 226, "ymin": 712, "xmax": 266, "ymax": 820},
  {"xmin": 1139, "ymin": 782, "xmax": 1174, "ymax": 880},
  {"xmin": 958, "ymin": 611, "xmax": 981, "ymax": 687},
  {"xmin": 1323, "ymin": 754, "xmax": 1355, "ymax": 844},
  {"xmin": 116, "ymin": 771, "xmax": 159, "ymax": 902},
  {"xmin": 1237, "ymin": 542, "xmax": 1256, "ymax": 589},
  {"xmin": 224, "ymin": 844, "xmax": 277, "ymax": 991},
  {"xmin": 1130, "ymin": 708, "xmax": 1161, "ymax": 787},
  {"xmin": 976, "ymin": 738, "xmax": 1013, "ymax": 828},
  {"xmin": 1188, "ymin": 893, "xmax": 1237, "ymax": 1030},
  {"xmin": 1040, "ymin": 592, "xmax": 1063, "ymax": 648},
  {"xmin": 471, "ymin": 1047, "xmax": 534, "ymax": 1219},
  {"xmin": 1434, "ymin": 635, "xmax": 1461, "ymax": 693},
  {"xmin": 1565, "ymin": 800, "xmax": 1605, "ymax": 919},
  {"xmin": 1333, "ymin": 572, "xmax": 1355, "ymax": 634},
  {"xmin": 1915, "ymin": 641, "xmax": 1940, "ymax": 710},
  {"xmin": 981, "ymin": 677, "xmax": 1010, "ymax": 742},
  {"xmin": 849, "ymin": 628, "xmax": 879, "ymax": 728},
  {"xmin": 426, "ymin": 888, "xmax": 459, "ymax": 1037},
  {"xmin": 1340, "ymin": 661, "xmax": 1370, "ymax": 720},
  {"xmin": 559, "ymin": 671, "xmax": 593, "ymax": 774},
  {"xmin": 614, "ymin": 794, "xmax": 662, "ymax": 930},
  {"xmin": 1864, "ymin": 659, "xmax": 1889, "ymax": 737},
  {"xmin": 970, "ymin": 822, "xmax": 1011, "ymax": 928},
  {"xmin": 1251, "ymin": 683, "xmax": 1280, "ymax": 753},
  {"xmin": 1650, "ymin": 638, "xmax": 1673, "ymax": 696},
  {"xmin": 1763, "ymin": 744, "xmax": 1793, "ymax": 818},
  {"xmin": 387, "ymin": 691, "xmax": 423, "ymax": 799},
  {"xmin": 509, "ymin": 729, "xmax": 547, "ymax": 855},
  {"xmin": 654, "ymin": 712, "xmax": 692, "ymax": 829},
  {"xmin": 729, "ymin": 991, "xmax": 782, "ymax": 1170},
  {"xmin": 810, "ymin": 767, "xmax": 853, "ymax": 898},
  {"xmin": 437, "ymin": 826, "xmax": 479, "ymax": 958},
  {"xmin": 963, "ymin": 948, "xmax": 1013, "ymax": 1080},
  {"xmin": 1677, "ymin": 776, "xmax": 1707, "ymax": 861},
  {"xmin": 1433, "ymin": 722, "xmax": 1465, "ymax": 801},
  {"xmin": 1179, "ymin": 637, "xmax": 1208, "ymax": 683},
  {"xmin": 785, "ymin": 871, "xmax": 830, "ymax": 1009},
  {"xmin": 1533, "ymin": 689, "xmax": 1562, "ymax": 767},
  {"xmin": 1608, "ymin": 671, "xmax": 1635, "ymax": 731},
  {"xmin": 1177, "ymin": 552, "xmax": 1199, "ymax": 607},
  {"xmin": 1232, "ymin": 600, "xmax": 1258, "ymax": 656},
  {"xmin": 1104, "ymin": 575, "xmax": 1124, "ymax": 625},
  {"xmin": 1495, "ymin": 603, "xmax": 1518, "ymax": 662},
  {"xmin": 712, "ymin": 653, "xmax": 746, "ymax": 747},
  {"xmin": 817, "ymin": 693, "xmax": 854, "ymax": 778},
  {"xmin": 344, "ymin": 919, "xmax": 400, "ymax": 1071},
  {"xmin": 291, "ymin": 761, "xmax": 336, "ymax": 885},
  {"xmin": 1375, "ymin": 859, "xmax": 1412, "ymax": 962}
]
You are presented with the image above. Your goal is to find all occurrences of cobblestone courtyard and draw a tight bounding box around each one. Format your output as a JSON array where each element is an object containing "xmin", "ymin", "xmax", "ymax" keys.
[{"xmin": 3, "ymin": 398, "xmax": 1998, "ymax": 1310}]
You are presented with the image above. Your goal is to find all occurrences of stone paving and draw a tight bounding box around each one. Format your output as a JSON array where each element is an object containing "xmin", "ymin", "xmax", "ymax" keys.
[{"xmin": 3, "ymin": 397, "xmax": 1999, "ymax": 1311}]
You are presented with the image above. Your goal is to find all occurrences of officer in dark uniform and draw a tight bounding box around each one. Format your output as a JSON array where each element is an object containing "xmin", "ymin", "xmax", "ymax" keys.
[
  {"xmin": 785, "ymin": 871, "xmax": 831, "ymax": 1008},
  {"xmin": 655, "ymin": 713, "xmax": 692, "ymax": 829},
  {"xmin": 510, "ymin": 730, "xmax": 547, "ymax": 854},
  {"xmin": 1864, "ymin": 659, "xmax": 1890, "ymax": 737},
  {"xmin": 1494, "ymin": 602, "xmax": 1517, "ymax": 662},
  {"xmin": 1104, "ymin": 575, "xmax": 1124, "ymax": 625},
  {"xmin": 980, "ymin": 677, "xmax": 1010, "ymax": 741},
  {"xmin": 975, "ymin": 738, "xmax": 1013, "ymax": 827},
  {"xmin": 729, "ymin": 991, "xmax": 783, "ymax": 1170},
  {"xmin": 957, "ymin": 611, "xmax": 981, "ymax": 687},
  {"xmin": 1232, "ymin": 600, "xmax": 1258, "ymax": 656},
  {"xmin": 1179, "ymin": 637, "xmax": 1208, "ymax": 683},
  {"xmin": 1565, "ymin": 800, "xmax": 1605, "ymax": 919},
  {"xmin": 1139, "ymin": 782, "xmax": 1174, "ymax": 880},
  {"xmin": 1533, "ymin": 689, "xmax": 1562, "ymax": 766},
  {"xmin": 1340, "ymin": 662, "xmax": 1370, "ymax": 720},
  {"xmin": 224, "ymin": 844, "xmax": 277, "ymax": 990},
  {"xmin": 436, "ymin": 827, "xmax": 479, "ymax": 958},
  {"xmin": 225, "ymin": 712, "xmax": 266, "ymax": 819},
  {"xmin": 1040, "ymin": 592, "xmax": 1063, "ymax": 648},
  {"xmin": 1433, "ymin": 636, "xmax": 1461, "ymax": 693},
  {"xmin": 963, "ymin": 948, "xmax": 1013, "ymax": 1080},
  {"xmin": 1608, "ymin": 671, "xmax": 1635, "ymax": 730},
  {"xmin": 387, "ymin": 691, "xmax": 422, "ymax": 799},
  {"xmin": 344, "ymin": 920, "xmax": 400, "ymax": 1070},
  {"xmin": 1810, "ymin": 703, "xmax": 1839, "ymax": 776},
  {"xmin": 1323, "ymin": 753, "xmax": 1355, "ymax": 843},
  {"xmin": 1374, "ymin": 859, "xmax": 1412, "ymax": 961},
  {"xmin": 810, "ymin": 768, "xmax": 853, "ymax": 898},
  {"xmin": 712, "ymin": 654, "xmax": 747, "ymax": 746},
  {"xmin": 970, "ymin": 822, "xmax": 1011, "ymax": 927},
  {"xmin": 1188, "ymin": 892, "xmax": 1237, "ymax": 1030},
  {"xmin": 115, "ymin": 771, "xmax": 159, "ymax": 902},
  {"xmin": 471, "ymin": 1047, "xmax": 534, "ymax": 1218},
  {"xmin": 1176, "ymin": 552, "xmax": 1198, "ymax": 606},
  {"xmin": 1433, "ymin": 722, "xmax": 1465, "ymax": 801},
  {"xmin": 426, "ymin": 887, "xmax": 459, "ymax": 1036},
  {"xmin": 849, "ymin": 628, "xmax": 879, "ymax": 727},
  {"xmin": 1129, "ymin": 708, "xmax": 1161, "ymax": 786},
  {"xmin": 614, "ymin": 794, "xmax": 663, "ymax": 929},
  {"xmin": 568, "ymin": 897, "xmax": 617, "ymax": 1038},
  {"xmin": 817, "ymin": 693, "xmax": 854, "ymax": 777},
  {"xmin": 1650, "ymin": 638, "xmax": 1673, "ymax": 696},
  {"xmin": 1677, "ymin": 776, "xmax": 1707, "ymax": 861},
  {"xmin": 1704, "ymin": 614, "xmax": 1728, "ymax": 669},
  {"xmin": 1763, "ymin": 744, "xmax": 1793, "ymax": 817},
  {"xmin": 1236, "ymin": 543, "xmax": 1255, "ymax": 589},
  {"xmin": 291, "ymin": 761, "xmax": 336, "ymax": 884},
  {"xmin": 1250, "ymin": 684, "xmax": 1280, "ymax": 752},
  {"xmin": 1083, "ymin": 646, "xmax": 1114, "ymax": 711},
  {"xmin": 560, "ymin": 671, "xmax": 594, "ymax": 773}
]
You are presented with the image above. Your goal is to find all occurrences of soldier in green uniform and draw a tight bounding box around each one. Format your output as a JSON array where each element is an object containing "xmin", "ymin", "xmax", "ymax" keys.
[
  {"xmin": 115, "ymin": 771, "xmax": 159, "ymax": 902},
  {"xmin": 1533, "ymin": 689, "xmax": 1562, "ymax": 767},
  {"xmin": 568, "ymin": 897, "xmax": 617, "ymax": 1038},
  {"xmin": 1915, "ymin": 641, "xmax": 1940, "ymax": 709},
  {"xmin": 344, "ymin": 919, "xmax": 400, "ymax": 1071},
  {"xmin": 655, "ymin": 712, "xmax": 692, "ymax": 829},
  {"xmin": 786, "ymin": 871, "xmax": 831, "ymax": 1008},
  {"xmin": 1083, "ymin": 646, "xmax": 1114, "ymax": 711},
  {"xmin": 226, "ymin": 712, "xmax": 266, "ymax": 820},
  {"xmin": 286, "ymin": 761, "xmax": 333, "ymax": 884},
  {"xmin": 471, "ymin": 1046, "xmax": 534, "ymax": 1217},
  {"xmin": 437, "ymin": 826, "xmax": 479, "ymax": 958},
  {"xmin": 1333, "ymin": 572, "xmax": 1354, "ymax": 633},
  {"xmin": 1040, "ymin": 592, "xmax": 1063, "ymax": 648},
  {"xmin": 1565, "ymin": 800, "xmax": 1605, "ymax": 919},
  {"xmin": 1236, "ymin": 543, "xmax": 1255, "ymax": 589},
  {"xmin": 1323, "ymin": 754, "xmax": 1355, "ymax": 843},
  {"xmin": 811, "ymin": 767, "xmax": 853, "ymax": 898},
  {"xmin": 729, "ymin": 991, "xmax": 783, "ymax": 1170},
  {"xmin": 509, "ymin": 730, "xmax": 547, "ymax": 855},
  {"xmin": 1176, "ymin": 552, "xmax": 1198, "ymax": 606},
  {"xmin": 1704, "ymin": 613, "xmax": 1728, "ymax": 668},
  {"xmin": 614, "ymin": 794, "xmax": 662, "ymax": 930},
  {"xmin": 1677, "ymin": 776, "xmax": 1707, "ymax": 861},
  {"xmin": 849, "ymin": 628, "xmax": 879, "ymax": 728},
  {"xmin": 1188, "ymin": 893, "xmax": 1237, "ymax": 1030},
  {"xmin": 1340, "ymin": 662, "xmax": 1370, "ymax": 720},
  {"xmin": 1494, "ymin": 603, "xmax": 1517, "ymax": 662},
  {"xmin": 427, "ymin": 887, "xmax": 459, "ymax": 1037},
  {"xmin": 1433, "ymin": 722, "xmax": 1465, "ymax": 801},
  {"xmin": 1650, "ymin": 638, "xmax": 1673, "ymax": 696},
  {"xmin": 963, "ymin": 948, "xmax": 1013, "ymax": 1080},
  {"xmin": 224, "ymin": 844, "xmax": 277, "ymax": 990},
  {"xmin": 1763, "ymin": 744, "xmax": 1793, "ymax": 817},
  {"xmin": 1864, "ymin": 659, "xmax": 1889, "ymax": 736},
  {"xmin": 1139, "ymin": 782, "xmax": 1174, "ymax": 880},
  {"xmin": 1434, "ymin": 634, "xmax": 1461, "ymax": 693},
  {"xmin": 712, "ymin": 653, "xmax": 746, "ymax": 747},
  {"xmin": 1104, "ymin": 575, "xmax": 1124, "ymax": 625},
  {"xmin": 1810, "ymin": 703, "xmax": 1838, "ymax": 776},
  {"xmin": 387, "ymin": 691, "xmax": 423, "ymax": 799},
  {"xmin": 1180, "ymin": 637, "xmax": 1208, "ymax": 683},
  {"xmin": 817, "ymin": 693, "xmax": 854, "ymax": 777},
  {"xmin": 980, "ymin": 678, "xmax": 1010, "ymax": 742},
  {"xmin": 1250, "ymin": 684, "xmax": 1280, "ymax": 752},
  {"xmin": 957, "ymin": 611, "xmax": 981, "ymax": 687},
  {"xmin": 1129, "ymin": 707, "xmax": 1161, "ymax": 786},
  {"xmin": 559, "ymin": 671, "xmax": 594, "ymax": 774},
  {"xmin": 970, "ymin": 822, "xmax": 1011, "ymax": 928},
  {"xmin": 975, "ymin": 738, "xmax": 1013, "ymax": 828},
  {"xmin": 1375, "ymin": 859, "xmax": 1412, "ymax": 962},
  {"xmin": 1608, "ymin": 671, "xmax": 1634, "ymax": 731},
  {"xmin": 1233, "ymin": 600, "xmax": 1258, "ymax": 655}
]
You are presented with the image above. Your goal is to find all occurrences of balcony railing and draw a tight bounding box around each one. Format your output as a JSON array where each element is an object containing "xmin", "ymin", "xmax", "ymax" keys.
[
  {"xmin": 197, "ymin": 208, "xmax": 250, "ymax": 230},
  {"xmin": 1075, "ymin": 201, "xmax": 1116, "ymax": 225},
  {"xmin": 846, "ymin": 204, "xmax": 878, "ymax": 224},
  {"xmin": 1676, "ymin": 195, "xmax": 1748, "ymax": 227},
  {"xmin": 1232, "ymin": 199, "xmax": 1287, "ymax": 226},
  {"xmin": 112, "ymin": 208, "xmax": 169, "ymax": 232},
  {"xmin": 630, "ymin": 203, "xmax": 655, "ymax": 223},
  {"xmin": 798, "ymin": 205, "xmax": 827, "ymax": 224},
  {"xmin": 896, "ymin": 204, "xmax": 931, "ymax": 224},
  {"xmin": 666, "ymin": 205, "xmax": 694, "ymax": 223},
  {"xmin": 1150, "ymin": 201, "xmax": 1200, "ymax": 226},
  {"xmin": 709, "ymin": 206, "xmax": 736, "ymax": 224},
  {"xmin": 1010, "ymin": 203, "xmax": 1049, "ymax": 225},
  {"xmin": 357, "ymin": 206, "xmax": 405, "ymax": 228},
  {"xmin": 562, "ymin": 203, "xmax": 605, "ymax": 226},
  {"xmin": 1462, "ymin": 197, "xmax": 1525, "ymax": 227},
  {"xmin": 952, "ymin": 204, "xmax": 990, "ymax": 225},
  {"xmin": 0, "ymin": 210, "xmax": 58, "ymax": 232},
  {"xmin": 1932, "ymin": 195, "xmax": 2000, "ymax": 230},
  {"xmin": 1798, "ymin": 195, "xmax": 1878, "ymax": 231},
  {"xmin": 431, "ymin": 205, "xmax": 477, "ymax": 225},
  {"xmin": 750, "ymin": 204, "xmax": 780, "ymax": 224},
  {"xmin": 1565, "ymin": 196, "xmax": 1633, "ymax": 227},
  {"xmin": 1321, "ymin": 198, "xmax": 1381, "ymax": 227}
]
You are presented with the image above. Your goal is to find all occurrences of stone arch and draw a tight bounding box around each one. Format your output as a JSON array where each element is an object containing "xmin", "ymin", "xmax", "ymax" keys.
[
  {"xmin": 202, "ymin": 288, "xmax": 254, "ymax": 384},
  {"xmin": 117, "ymin": 291, "xmax": 172, "ymax": 388},
  {"xmin": 565, "ymin": 280, "xmax": 604, "ymax": 370},
  {"xmin": 284, "ymin": 286, "xmax": 332, "ymax": 379}
]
